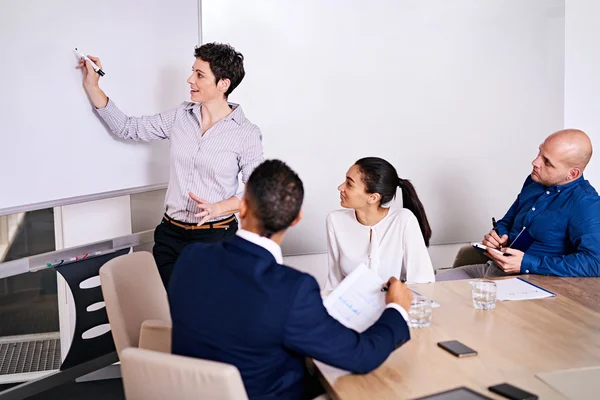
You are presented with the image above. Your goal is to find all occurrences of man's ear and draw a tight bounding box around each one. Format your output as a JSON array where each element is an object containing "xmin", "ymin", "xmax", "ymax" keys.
[
  {"xmin": 239, "ymin": 197, "xmax": 248, "ymax": 219},
  {"xmin": 289, "ymin": 210, "xmax": 303, "ymax": 228},
  {"xmin": 568, "ymin": 167, "xmax": 582, "ymax": 181}
]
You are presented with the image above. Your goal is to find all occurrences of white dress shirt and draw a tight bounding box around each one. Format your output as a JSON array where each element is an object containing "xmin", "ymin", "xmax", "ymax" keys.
[
  {"xmin": 326, "ymin": 208, "xmax": 435, "ymax": 289},
  {"xmin": 236, "ymin": 229, "xmax": 283, "ymax": 264},
  {"xmin": 239, "ymin": 229, "xmax": 408, "ymax": 320}
]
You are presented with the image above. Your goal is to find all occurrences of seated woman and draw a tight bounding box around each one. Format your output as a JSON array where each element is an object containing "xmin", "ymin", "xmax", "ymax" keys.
[{"xmin": 327, "ymin": 157, "xmax": 435, "ymax": 289}]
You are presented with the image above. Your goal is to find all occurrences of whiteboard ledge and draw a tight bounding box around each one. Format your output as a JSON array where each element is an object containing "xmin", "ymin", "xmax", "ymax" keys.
[{"xmin": 0, "ymin": 184, "xmax": 168, "ymax": 217}]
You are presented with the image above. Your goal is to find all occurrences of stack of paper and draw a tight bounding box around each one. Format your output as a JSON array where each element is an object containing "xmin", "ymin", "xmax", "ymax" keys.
[{"xmin": 495, "ymin": 278, "xmax": 556, "ymax": 301}]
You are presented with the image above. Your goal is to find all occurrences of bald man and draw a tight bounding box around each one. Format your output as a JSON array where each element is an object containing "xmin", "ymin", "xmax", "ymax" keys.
[{"xmin": 438, "ymin": 129, "xmax": 600, "ymax": 280}]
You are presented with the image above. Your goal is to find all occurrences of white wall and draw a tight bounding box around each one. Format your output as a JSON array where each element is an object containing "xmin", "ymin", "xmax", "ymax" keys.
[
  {"xmin": 203, "ymin": 0, "xmax": 565, "ymax": 253},
  {"xmin": 565, "ymin": 0, "xmax": 600, "ymax": 186}
]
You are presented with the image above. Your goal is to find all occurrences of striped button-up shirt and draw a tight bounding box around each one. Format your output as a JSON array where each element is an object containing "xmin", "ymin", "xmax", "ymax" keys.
[{"xmin": 97, "ymin": 100, "xmax": 264, "ymax": 223}]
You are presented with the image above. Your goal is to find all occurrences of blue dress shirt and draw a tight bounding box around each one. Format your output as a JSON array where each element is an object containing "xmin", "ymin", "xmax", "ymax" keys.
[{"xmin": 496, "ymin": 175, "xmax": 600, "ymax": 277}]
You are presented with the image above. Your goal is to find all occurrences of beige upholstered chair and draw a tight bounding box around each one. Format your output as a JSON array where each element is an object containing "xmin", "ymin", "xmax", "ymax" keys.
[
  {"xmin": 139, "ymin": 319, "xmax": 172, "ymax": 353},
  {"xmin": 120, "ymin": 348, "xmax": 249, "ymax": 400},
  {"xmin": 451, "ymin": 244, "xmax": 488, "ymax": 269},
  {"xmin": 99, "ymin": 251, "xmax": 172, "ymax": 355}
]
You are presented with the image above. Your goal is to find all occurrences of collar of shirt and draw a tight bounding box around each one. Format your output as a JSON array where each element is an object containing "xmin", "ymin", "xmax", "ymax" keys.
[
  {"xmin": 542, "ymin": 175, "xmax": 586, "ymax": 194},
  {"xmin": 236, "ymin": 229, "xmax": 283, "ymax": 264},
  {"xmin": 184, "ymin": 102, "xmax": 245, "ymax": 126},
  {"xmin": 352, "ymin": 208, "xmax": 393, "ymax": 229}
]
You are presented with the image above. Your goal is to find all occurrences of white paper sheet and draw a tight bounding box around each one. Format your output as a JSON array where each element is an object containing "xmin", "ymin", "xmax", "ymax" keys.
[
  {"xmin": 323, "ymin": 264, "xmax": 440, "ymax": 332},
  {"xmin": 495, "ymin": 278, "xmax": 556, "ymax": 301},
  {"xmin": 323, "ymin": 264, "xmax": 386, "ymax": 332}
]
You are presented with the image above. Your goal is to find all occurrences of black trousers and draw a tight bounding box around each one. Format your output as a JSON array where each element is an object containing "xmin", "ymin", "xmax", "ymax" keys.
[
  {"xmin": 152, "ymin": 215, "xmax": 238, "ymax": 288},
  {"xmin": 302, "ymin": 365, "xmax": 326, "ymax": 400}
]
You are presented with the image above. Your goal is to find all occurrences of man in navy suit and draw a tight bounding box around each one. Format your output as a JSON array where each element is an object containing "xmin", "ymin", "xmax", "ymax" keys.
[{"xmin": 169, "ymin": 159, "xmax": 413, "ymax": 400}]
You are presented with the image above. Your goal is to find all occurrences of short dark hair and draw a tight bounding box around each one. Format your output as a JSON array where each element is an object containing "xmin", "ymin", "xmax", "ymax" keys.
[
  {"xmin": 245, "ymin": 160, "xmax": 304, "ymax": 238},
  {"xmin": 194, "ymin": 42, "xmax": 245, "ymax": 98},
  {"xmin": 355, "ymin": 157, "xmax": 432, "ymax": 247}
]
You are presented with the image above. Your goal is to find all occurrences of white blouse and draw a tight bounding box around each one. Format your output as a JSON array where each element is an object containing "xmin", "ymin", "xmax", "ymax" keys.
[{"xmin": 326, "ymin": 208, "xmax": 435, "ymax": 289}]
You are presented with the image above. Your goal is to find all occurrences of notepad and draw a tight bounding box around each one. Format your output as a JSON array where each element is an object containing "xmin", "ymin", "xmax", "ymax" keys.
[{"xmin": 495, "ymin": 277, "xmax": 556, "ymax": 301}]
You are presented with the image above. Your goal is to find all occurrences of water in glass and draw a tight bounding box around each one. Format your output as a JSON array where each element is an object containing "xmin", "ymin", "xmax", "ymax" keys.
[
  {"xmin": 471, "ymin": 280, "xmax": 497, "ymax": 310},
  {"xmin": 408, "ymin": 296, "xmax": 433, "ymax": 328}
]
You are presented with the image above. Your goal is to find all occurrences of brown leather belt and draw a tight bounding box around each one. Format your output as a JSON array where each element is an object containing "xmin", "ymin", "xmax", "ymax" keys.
[{"xmin": 162, "ymin": 214, "xmax": 236, "ymax": 230}]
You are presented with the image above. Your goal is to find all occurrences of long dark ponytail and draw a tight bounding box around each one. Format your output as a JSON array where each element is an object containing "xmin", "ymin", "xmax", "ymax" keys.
[
  {"xmin": 355, "ymin": 157, "xmax": 432, "ymax": 247},
  {"xmin": 397, "ymin": 177, "xmax": 432, "ymax": 247}
]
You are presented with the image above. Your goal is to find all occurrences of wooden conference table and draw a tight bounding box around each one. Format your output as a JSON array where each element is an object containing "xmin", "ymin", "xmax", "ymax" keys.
[{"xmin": 315, "ymin": 276, "xmax": 600, "ymax": 399}]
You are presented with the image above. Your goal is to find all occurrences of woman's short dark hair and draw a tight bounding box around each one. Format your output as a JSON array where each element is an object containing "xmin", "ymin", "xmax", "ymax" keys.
[
  {"xmin": 194, "ymin": 42, "xmax": 245, "ymax": 98},
  {"xmin": 355, "ymin": 157, "xmax": 432, "ymax": 246},
  {"xmin": 245, "ymin": 160, "xmax": 304, "ymax": 238}
]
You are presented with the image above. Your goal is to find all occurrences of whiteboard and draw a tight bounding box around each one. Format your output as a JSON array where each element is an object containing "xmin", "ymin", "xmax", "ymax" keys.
[
  {"xmin": 0, "ymin": 0, "xmax": 199, "ymax": 210},
  {"xmin": 202, "ymin": 0, "xmax": 565, "ymax": 253}
]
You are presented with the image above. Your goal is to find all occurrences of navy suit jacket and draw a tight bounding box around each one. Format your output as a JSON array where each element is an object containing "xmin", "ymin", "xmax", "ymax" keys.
[{"xmin": 168, "ymin": 235, "xmax": 410, "ymax": 400}]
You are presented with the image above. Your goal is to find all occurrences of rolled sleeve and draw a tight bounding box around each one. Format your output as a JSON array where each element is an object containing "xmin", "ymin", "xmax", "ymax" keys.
[
  {"xmin": 96, "ymin": 99, "xmax": 126, "ymax": 130},
  {"xmin": 235, "ymin": 126, "xmax": 264, "ymax": 199},
  {"xmin": 95, "ymin": 99, "xmax": 177, "ymax": 141}
]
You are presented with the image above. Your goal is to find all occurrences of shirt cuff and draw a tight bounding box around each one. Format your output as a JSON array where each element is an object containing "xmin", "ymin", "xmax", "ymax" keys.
[
  {"xmin": 521, "ymin": 253, "xmax": 540, "ymax": 275},
  {"xmin": 385, "ymin": 303, "xmax": 409, "ymax": 322},
  {"xmin": 95, "ymin": 97, "xmax": 115, "ymax": 113}
]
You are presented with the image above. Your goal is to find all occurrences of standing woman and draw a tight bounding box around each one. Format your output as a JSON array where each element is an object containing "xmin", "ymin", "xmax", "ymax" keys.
[
  {"xmin": 78, "ymin": 43, "xmax": 264, "ymax": 287},
  {"xmin": 326, "ymin": 157, "xmax": 435, "ymax": 289}
]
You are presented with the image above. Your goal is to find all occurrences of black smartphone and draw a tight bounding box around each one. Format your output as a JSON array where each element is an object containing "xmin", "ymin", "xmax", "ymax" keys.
[
  {"xmin": 488, "ymin": 383, "xmax": 538, "ymax": 400},
  {"xmin": 437, "ymin": 340, "xmax": 478, "ymax": 357}
]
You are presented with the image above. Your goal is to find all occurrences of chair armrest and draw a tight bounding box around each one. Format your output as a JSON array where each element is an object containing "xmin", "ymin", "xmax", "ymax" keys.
[{"xmin": 139, "ymin": 319, "xmax": 172, "ymax": 353}]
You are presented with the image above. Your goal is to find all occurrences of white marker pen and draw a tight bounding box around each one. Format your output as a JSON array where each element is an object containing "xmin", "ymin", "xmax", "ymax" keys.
[{"xmin": 74, "ymin": 48, "xmax": 105, "ymax": 76}]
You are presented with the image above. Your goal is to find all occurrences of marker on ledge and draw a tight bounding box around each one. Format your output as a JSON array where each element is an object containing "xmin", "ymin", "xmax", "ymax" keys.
[
  {"xmin": 46, "ymin": 250, "xmax": 109, "ymax": 268},
  {"xmin": 74, "ymin": 48, "xmax": 105, "ymax": 76}
]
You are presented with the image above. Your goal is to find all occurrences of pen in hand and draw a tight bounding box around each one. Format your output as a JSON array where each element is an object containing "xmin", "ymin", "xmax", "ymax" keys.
[
  {"xmin": 381, "ymin": 279, "xmax": 406, "ymax": 292},
  {"xmin": 492, "ymin": 217, "xmax": 502, "ymax": 249}
]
